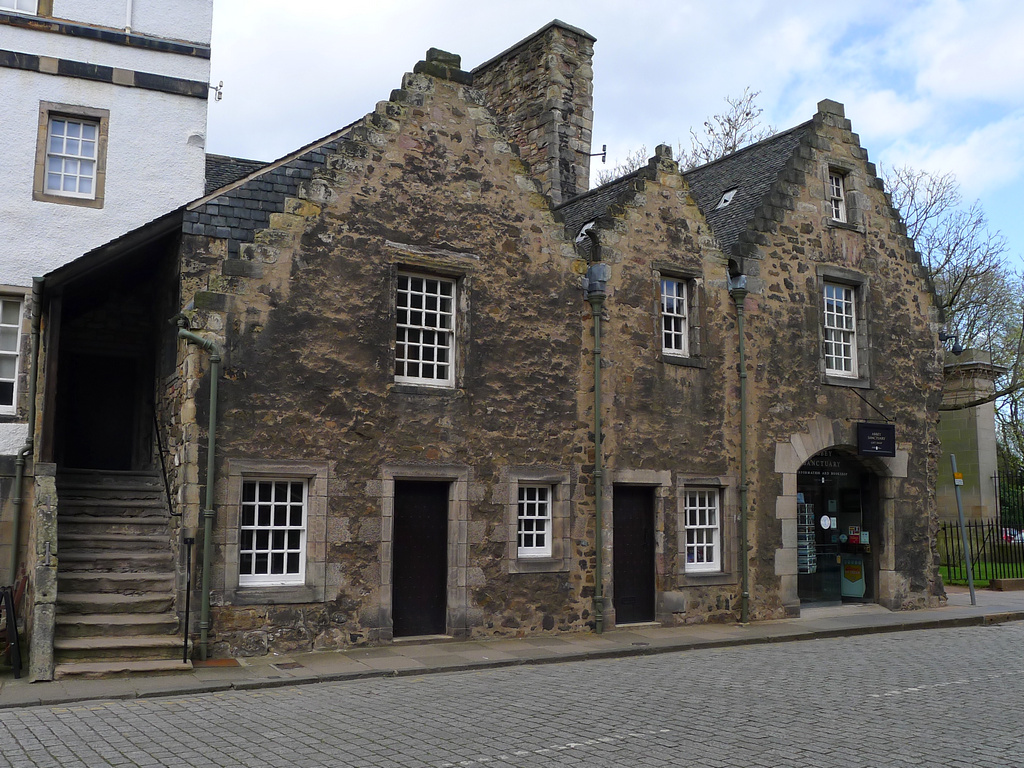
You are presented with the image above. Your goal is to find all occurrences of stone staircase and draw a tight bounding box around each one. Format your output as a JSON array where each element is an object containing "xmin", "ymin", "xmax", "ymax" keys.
[{"xmin": 54, "ymin": 469, "xmax": 191, "ymax": 678}]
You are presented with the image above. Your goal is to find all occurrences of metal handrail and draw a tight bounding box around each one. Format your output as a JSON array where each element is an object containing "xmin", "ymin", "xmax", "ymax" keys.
[{"xmin": 153, "ymin": 410, "xmax": 180, "ymax": 517}]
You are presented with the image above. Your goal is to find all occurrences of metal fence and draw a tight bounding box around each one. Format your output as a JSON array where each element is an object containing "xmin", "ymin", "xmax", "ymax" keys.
[
  {"xmin": 997, "ymin": 459, "xmax": 1024, "ymax": 531},
  {"xmin": 940, "ymin": 518, "xmax": 1024, "ymax": 582}
]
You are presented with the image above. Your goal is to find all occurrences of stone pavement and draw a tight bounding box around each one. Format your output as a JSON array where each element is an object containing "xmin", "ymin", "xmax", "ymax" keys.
[{"xmin": 1, "ymin": 585, "xmax": 1021, "ymax": 710}]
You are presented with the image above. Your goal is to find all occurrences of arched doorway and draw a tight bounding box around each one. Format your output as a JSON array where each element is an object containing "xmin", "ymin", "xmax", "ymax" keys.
[{"xmin": 796, "ymin": 450, "xmax": 879, "ymax": 604}]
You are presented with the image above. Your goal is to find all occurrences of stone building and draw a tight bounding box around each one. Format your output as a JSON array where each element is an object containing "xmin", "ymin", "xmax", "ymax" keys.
[
  {"xmin": 0, "ymin": 0, "xmax": 213, "ymax": 592},
  {"xmin": 13, "ymin": 20, "xmax": 945, "ymax": 678}
]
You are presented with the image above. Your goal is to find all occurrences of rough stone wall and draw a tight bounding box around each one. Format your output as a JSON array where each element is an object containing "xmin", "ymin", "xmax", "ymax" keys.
[
  {"xmin": 737, "ymin": 102, "xmax": 944, "ymax": 612},
  {"xmin": 174, "ymin": 54, "xmax": 589, "ymax": 655},
  {"xmin": 472, "ymin": 20, "xmax": 595, "ymax": 206},
  {"xmin": 576, "ymin": 148, "xmax": 743, "ymax": 626}
]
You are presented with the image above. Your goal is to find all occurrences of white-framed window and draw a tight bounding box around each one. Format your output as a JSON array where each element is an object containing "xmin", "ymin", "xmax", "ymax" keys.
[
  {"xmin": 45, "ymin": 117, "xmax": 99, "ymax": 199},
  {"xmin": 661, "ymin": 277, "xmax": 689, "ymax": 356},
  {"xmin": 0, "ymin": 0, "xmax": 38, "ymax": 13},
  {"xmin": 0, "ymin": 298, "xmax": 23, "ymax": 413},
  {"xmin": 684, "ymin": 488, "xmax": 720, "ymax": 573},
  {"xmin": 828, "ymin": 171, "xmax": 847, "ymax": 223},
  {"xmin": 517, "ymin": 485, "xmax": 552, "ymax": 558},
  {"xmin": 238, "ymin": 479, "xmax": 307, "ymax": 586},
  {"xmin": 34, "ymin": 103, "xmax": 109, "ymax": 209},
  {"xmin": 823, "ymin": 282, "xmax": 857, "ymax": 377},
  {"xmin": 395, "ymin": 273, "xmax": 455, "ymax": 386}
]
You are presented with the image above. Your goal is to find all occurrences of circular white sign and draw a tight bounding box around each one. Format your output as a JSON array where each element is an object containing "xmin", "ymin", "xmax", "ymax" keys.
[{"xmin": 820, "ymin": 515, "xmax": 831, "ymax": 529}]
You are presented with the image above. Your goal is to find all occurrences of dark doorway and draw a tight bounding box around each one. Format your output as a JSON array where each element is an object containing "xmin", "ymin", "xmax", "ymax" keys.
[
  {"xmin": 58, "ymin": 353, "xmax": 141, "ymax": 470},
  {"xmin": 392, "ymin": 480, "xmax": 449, "ymax": 637},
  {"xmin": 613, "ymin": 485, "xmax": 656, "ymax": 623},
  {"xmin": 797, "ymin": 450, "xmax": 876, "ymax": 604}
]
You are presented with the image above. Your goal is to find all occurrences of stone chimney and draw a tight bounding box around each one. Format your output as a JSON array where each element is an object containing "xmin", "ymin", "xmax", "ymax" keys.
[{"xmin": 472, "ymin": 20, "xmax": 596, "ymax": 205}]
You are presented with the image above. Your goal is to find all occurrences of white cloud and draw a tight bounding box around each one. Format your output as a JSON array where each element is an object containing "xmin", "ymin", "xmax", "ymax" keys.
[
  {"xmin": 891, "ymin": 0, "xmax": 1024, "ymax": 106},
  {"xmin": 881, "ymin": 111, "xmax": 1024, "ymax": 196},
  {"xmin": 843, "ymin": 90, "xmax": 933, "ymax": 140}
]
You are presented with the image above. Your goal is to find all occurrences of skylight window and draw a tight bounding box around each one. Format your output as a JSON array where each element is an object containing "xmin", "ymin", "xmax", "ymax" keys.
[{"xmin": 715, "ymin": 188, "xmax": 738, "ymax": 210}]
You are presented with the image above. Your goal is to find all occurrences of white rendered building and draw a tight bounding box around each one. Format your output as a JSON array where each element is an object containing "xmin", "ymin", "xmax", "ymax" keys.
[{"xmin": 0, "ymin": 0, "xmax": 212, "ymax": 453}]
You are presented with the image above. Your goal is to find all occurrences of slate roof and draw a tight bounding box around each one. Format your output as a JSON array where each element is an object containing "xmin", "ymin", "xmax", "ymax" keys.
[
  {"xmin": 204, "ymin": 154, "xmax": 267, "ymax": 195},
  {"xmin": 683, "ymin": 122, "xmax": 811, "ymax": 256},
  {"xmin": 186, "ymin": 124, "xmax": 358, "ymax": 259},
  {"xmin": 556, "ymin": 122, "xmax": 812, "ymax": 257},
  {"xmin": 555, "ymin": 170, "xmax": 640, "ymax": 240}
]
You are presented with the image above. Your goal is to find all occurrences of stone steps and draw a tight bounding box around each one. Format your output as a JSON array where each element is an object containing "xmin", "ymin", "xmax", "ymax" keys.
[
  {"xmin": 53, "ymin": 635, "xmax": 186, "ymax": 662},
  {"xmin": 55, "ymin": 612, "xmax": 180, "ymax": 638},
  {"xmin": 59, "ymin": 515, "xmax": 169, "ymax": 538},
  {"xmin": 59, "ymin": 550, "xmax": 174, "ymax": 572},
  {"xmin": 54, "ymin": 469, "xmax": 188, "ymax": 676},
  {"xmin": 57, "ymin": 591, "xmax": 175, "ymax": 615},
  {"xmin": 58, "ymin": 533, "xmax": 170, "ymax": 550},
  {"xmin": 58, "ymin": 571, "xmax": 175, "ymax": 594},
  {"xmin": 59, "ymin": 497, "xmax": 168, "ymax": 511},
  {"xmin": 54, "ymin": 658, "xmax": 193, "ymax": 680}
]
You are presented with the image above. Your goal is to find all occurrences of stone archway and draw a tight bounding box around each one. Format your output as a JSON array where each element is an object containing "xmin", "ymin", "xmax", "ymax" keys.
[{"xmin": 773, "ymin": 416, "xmax": 909, "ymax": 613}]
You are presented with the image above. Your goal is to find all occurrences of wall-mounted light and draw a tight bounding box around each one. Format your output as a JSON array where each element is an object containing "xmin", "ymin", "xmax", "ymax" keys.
[{"xmin": 939, "ymin": 329, "xmax": 964, "ymax": 356}]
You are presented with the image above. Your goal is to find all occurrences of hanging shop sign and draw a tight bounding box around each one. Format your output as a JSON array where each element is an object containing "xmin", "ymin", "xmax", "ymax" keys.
[{"xmin": 857, "ymin": 422, "xmax": 896, "ymax": 457}]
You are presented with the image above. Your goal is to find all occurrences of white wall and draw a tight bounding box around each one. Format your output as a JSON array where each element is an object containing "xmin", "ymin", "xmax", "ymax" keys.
[
  {"xmin": 2, "ymin": 23, "xmax": 210, "ymax": 80},
  {"xmin": 0, "ymin": 67, "xmax": 208, "ymax": 285},
  {"xmin": 0, "ymin": 0, "xmax": 212, "ymax": 457},
  {"xmin": 50, "ymin": 0, "xmax": 213, "ymax": 45}
]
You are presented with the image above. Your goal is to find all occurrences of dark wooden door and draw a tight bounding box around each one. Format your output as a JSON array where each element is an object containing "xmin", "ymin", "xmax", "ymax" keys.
[
  {"xmin": 392, "ymin": 481, "xmax": 449, "ymax": 637},
  {"xmin": 613, "ymin": 485, "xmax": 655, "ymax": 623}
]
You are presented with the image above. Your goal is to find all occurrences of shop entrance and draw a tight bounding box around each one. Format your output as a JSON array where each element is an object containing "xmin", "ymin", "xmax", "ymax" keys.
[
  {"xmin": 392, "ymin": 480, "xmax": 449, "ymax": 637},
  {"xmin": 797, "ymin": 450, "xmax": 877, "ymax": 604}
]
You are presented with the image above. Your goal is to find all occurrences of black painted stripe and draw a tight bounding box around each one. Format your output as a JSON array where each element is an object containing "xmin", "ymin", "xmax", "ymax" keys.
[
  {"xmin": 56, "ymin": 58, "xmax": 113, "ymax": 82},
  {"xmin": 0, "ymin": 49, "xmax": 38, "ymax": 71},
  {"xmin": 0, "ymin": 10, "xmax": 211, "ymax": 59},
  {"xmin": 0, "ymin": 48, "xmax": 208, "ymax": 99}
]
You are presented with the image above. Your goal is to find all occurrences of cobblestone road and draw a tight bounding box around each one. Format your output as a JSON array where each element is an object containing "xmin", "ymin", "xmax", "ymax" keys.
[{"xmin": 2, "ymin": 623, "xmax": 1023, "ymax": 767}]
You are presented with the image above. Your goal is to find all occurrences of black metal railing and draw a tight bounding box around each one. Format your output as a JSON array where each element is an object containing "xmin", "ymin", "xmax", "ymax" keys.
[
  {"xmin": 153, "ymin": 410, "xmax": 180, "ymax": 517},
  {"xmin": 940, "ymin": 518, "xmax": 1024, "ymax": 582}
]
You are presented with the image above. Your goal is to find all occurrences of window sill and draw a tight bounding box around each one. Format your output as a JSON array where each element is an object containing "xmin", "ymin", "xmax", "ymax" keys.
[
  {"xmin": 823, "ymin": 374, "xmax": 871, "ymax": 389},
  {"xmin": 827, "ymin": 219, "xmax": 863, "ymax": 234},
  {"xmin": 662, "ymin": 354, "xmax": 705, "ymax": 369},
  {"xmin": 32, "ymin": 190, "xmax": 104, "ymax": 209},
  {"xmin": 677, "ymin": 571, "xmax": 737, "ymax": 587},
  {"xmin": 509, "ymin": 557, "xmax": 569, "ymax": 575},
  {"xmin": 391, "ymin": 383, "xmax": 460, "ymax": 396},
  {"xmin": 224, "ymin": 583, "xmax": 323, "ymax": 605}
]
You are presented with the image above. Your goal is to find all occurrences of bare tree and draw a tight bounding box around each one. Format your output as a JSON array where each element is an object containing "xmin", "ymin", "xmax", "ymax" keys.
[
  {"xmin": 594, "ymin": 144, "xmax": 649, "ymax": 186},
  {"xmin": 679, "ymin": 87, "xmax": 775, "ymax": 170},
  {"xmin": 884, "ymin": 165, "xmax": 1024, "ymax": 415},
  {"xmin": 593, "ymin": 88, "xmax": 776, "ymax": 185}
]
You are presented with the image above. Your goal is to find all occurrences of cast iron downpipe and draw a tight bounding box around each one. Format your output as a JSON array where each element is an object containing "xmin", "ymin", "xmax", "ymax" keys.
[
  {"xmin": 585, "ymin": 257, "xmax": 610, "ymax": 634},
  {"xmin": 8, "ymin": 278, "xmax": 44, "ymax": 586},
  {"xmin": 729, "ymin": 275, "xmax": 750, "ymax": 624},
  {"xmin": 177, "ymin": 327, "xmax": 221, "ymax": 661}
]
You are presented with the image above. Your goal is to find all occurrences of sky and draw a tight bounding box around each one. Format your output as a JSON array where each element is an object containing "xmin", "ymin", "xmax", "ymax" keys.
[{"xmin": 206, "ymin": 0, "xmax": 1024, "ymax": 262}]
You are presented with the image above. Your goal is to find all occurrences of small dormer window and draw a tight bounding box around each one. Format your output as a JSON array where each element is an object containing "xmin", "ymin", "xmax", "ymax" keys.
[
  {"xmin": 828, "ymin": 171, "xmax": 847, "ymax": 222},
  {"xmin": 715, "ymin": 188, "xmax": 738, "ymax": 210}
]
